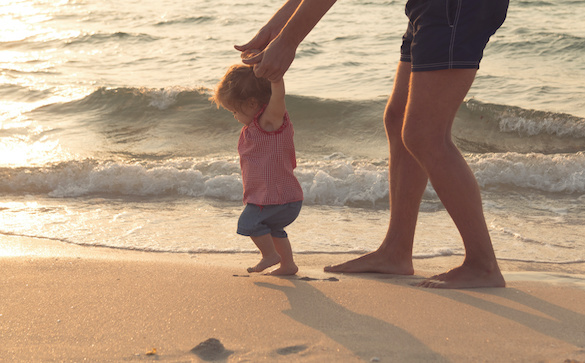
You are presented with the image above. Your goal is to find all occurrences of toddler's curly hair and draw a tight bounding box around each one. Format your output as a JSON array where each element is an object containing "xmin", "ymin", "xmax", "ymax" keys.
[{"xmin": 210, "ymin": 64, "xmax": 271, "ymax": 111}]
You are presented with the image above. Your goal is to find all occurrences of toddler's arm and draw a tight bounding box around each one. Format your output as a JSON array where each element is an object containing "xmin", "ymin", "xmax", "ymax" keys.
[{"xmin": 258, "ymin": 79, "xmax": 286, "ymax": 132}]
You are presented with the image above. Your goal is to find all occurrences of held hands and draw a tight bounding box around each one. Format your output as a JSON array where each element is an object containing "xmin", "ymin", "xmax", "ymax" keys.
[
  {"xmin": 240, "ymin": 49, "xmax": 262, "ymax": 60},
  {"xmin": 235, "ymin": 27, "xmax": 271, "ymax": 75},
  {"xmin": 235, "ymin": 0, "xmax": 333, "ymax": 82},
  {"xmin": 235, "ymin": 34, "xmax": 296, "ymax": 82},
  {"xmin": 238, "ymin": 48, "xmax": 265, "ymax": 79}
]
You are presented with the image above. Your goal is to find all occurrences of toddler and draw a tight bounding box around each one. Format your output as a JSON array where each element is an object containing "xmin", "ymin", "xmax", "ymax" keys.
[{"xmin": 210, "ymin": 63, "xmax": 303, "ymax": 275}]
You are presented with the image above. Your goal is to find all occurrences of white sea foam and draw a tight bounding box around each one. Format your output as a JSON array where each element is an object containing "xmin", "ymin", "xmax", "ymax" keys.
[
  {"xmin": 146, "ymin": 87, "xmax": 184, "ymax": 110},
  {"xmin": 499, "ymin": 112, "xmax": 585, "ymax": 138},
  {"xmin": 3, "ymin": 152, "xmax": 585, "ymax": 205},
  {"xmin": 470, "ymin": 152, "xmax": 585, "ymax": 193}
]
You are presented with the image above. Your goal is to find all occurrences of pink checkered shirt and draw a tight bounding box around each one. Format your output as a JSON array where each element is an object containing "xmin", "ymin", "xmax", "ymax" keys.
[{"xmin": 237, "ymin": 107, "xmax": 303, "ymax": 206}]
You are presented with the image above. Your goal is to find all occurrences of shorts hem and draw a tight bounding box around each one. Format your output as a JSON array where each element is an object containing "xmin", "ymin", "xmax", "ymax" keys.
[
  {"xmin": 237, "ymin": 229, "xmax": 270, "ymax": 237},
  {"xmin": 237, "ymin": 230, "xmax": 287, "ymax": 238},
  {"xmin": 400, "ymin": 55, "xmax": 412, "ymax": 63},
  {"xmin": 411, "ymin": 62, "xmax": 480, "ymax": 72}
]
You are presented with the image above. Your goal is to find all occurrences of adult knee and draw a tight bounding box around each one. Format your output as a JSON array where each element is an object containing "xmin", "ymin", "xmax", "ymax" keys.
[
  {"xmin": 401, "ymin": 120, "xmax": 445, "ymax": 165},
  {"xmin": 384, "ymin": 104, "xmax": 406, "ymax": 141}
]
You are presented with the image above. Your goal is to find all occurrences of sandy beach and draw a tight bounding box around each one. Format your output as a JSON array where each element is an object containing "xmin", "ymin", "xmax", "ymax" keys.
[{"xmin": 1, "ymin": 235, "xmax": 585, "ymax": 363}]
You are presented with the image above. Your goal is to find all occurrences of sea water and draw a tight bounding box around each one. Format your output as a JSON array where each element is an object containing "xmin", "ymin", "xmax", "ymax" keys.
[{"xmin": 1, "ymin": 0, "xmax": 584, "ymax": 268}]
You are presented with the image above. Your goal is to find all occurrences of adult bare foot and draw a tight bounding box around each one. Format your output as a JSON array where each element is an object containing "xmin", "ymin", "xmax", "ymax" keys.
[
  {"xmin": 324, "ymin": 250, "xmax": 414, "ymax": 275},
  {"xmin": 268, "ymin": 264, "xmax": 299, "ymax": 276},
  {"xmin": 417, "ymin": 264, "xmax": 505, "ymax": 289},
  {"xmin": 247, "ymin": 254, "xmax": 281, "ymax": 273}
]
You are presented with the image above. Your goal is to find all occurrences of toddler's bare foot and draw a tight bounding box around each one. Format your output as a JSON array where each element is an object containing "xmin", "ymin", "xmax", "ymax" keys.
[
  {"xmin": 247, "ymin": 254, "xmax": 281, "ymax": 273},
  {"xmin": 268, "ymin": 264, "xmax": 298, "ymax": 276}
]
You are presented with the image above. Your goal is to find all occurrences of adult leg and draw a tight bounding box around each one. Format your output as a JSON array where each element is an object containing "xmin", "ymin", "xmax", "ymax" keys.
[
  {"xmin": 324, "ymin": 61, "xmax": 427, "ymax": 274},
  {"xmin": 402, "ymin": 69, "xmax": 505, "ymax": 288}
]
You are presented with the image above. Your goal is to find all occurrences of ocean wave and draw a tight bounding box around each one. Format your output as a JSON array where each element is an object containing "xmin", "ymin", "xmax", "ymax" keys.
[
  {"xmin": 64, "ymin": 31, "xmax": 160, "ymax": 46},
  {"xmin": 34, "ymin": 86, "xmax": 207, "ymax": 114},
  {"xmin": 462, "ymin": 99, "xmax": 585, "ymax": 139},
  {"xmin": 471, "ymin": 152, "xmax": 585, "ymax": 193},
  {"xmin": 490, "ymin": 28, "xmax": 585, "ymax": 58},
  {"xmin": 0, "ymin": 84, "xmax": 55, "ymax": 102},
  {"xmin": 536, "ymin": 32, "xmax": 585, "ymax": 56},
  {"xmin": 0, "ymin": 31, "xmax": 160, "ymax": 51},
  {"xmin": 32, "ymin": 86, "xmax": 585, "ymax": 128},
  {"xmin": 155, "ymin": 16, "xmax": 215, "ymax": 26},
  {"xmin": 1, "ymin": 152, "xmax": 585, "ymax": 205},
  {"xmin": 0, "ymin": 158, "xmax": 393, "ymax": 207},
  {"xmin": 14, "ymin": 88, "xmax": 585, "ymax": 175},
  {"xmin": 457, "ymin": 100, "xmax": 585, "ymax": 153}
]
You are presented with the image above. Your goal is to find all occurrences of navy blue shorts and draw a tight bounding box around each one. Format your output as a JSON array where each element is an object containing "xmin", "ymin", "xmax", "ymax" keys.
[
  {"xmin": 237, "ymin": 201, "xmax": 302, "ymax": 238},
  {"xmin": 400, "ymin": 0, "xmax": 509, "ymax": 72}
]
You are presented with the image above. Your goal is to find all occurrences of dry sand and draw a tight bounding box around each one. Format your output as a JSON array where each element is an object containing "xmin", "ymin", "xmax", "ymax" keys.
[{"xmin": 1, "ymin": 235, "xmax": 585, "ymax": 362}]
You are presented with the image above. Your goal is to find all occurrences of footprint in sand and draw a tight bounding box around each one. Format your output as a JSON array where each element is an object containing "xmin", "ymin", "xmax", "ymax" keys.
[
  {"xmin": 298, "ymin": 276, "xmax": 339, "ymax": 282},
  {"xmin": 275, "ymin": 344, "xmax": 308, "ymax": 356}
]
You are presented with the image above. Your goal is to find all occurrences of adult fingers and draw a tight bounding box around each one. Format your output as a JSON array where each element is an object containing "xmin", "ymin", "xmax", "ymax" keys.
[
  {"xmin": 234, "ymin": 30, "xmax": 271, "ymax": 53},
  {"xmin": 241, "ymin": 49, "xmax": 262, "ymax": 61},
  {"xmin": 242, "ymin": 52, "xmax": 264, "ymax": 65},
  {"xmin": 234, "ymin": 43, "xmax": 251, "ymax": 52}
]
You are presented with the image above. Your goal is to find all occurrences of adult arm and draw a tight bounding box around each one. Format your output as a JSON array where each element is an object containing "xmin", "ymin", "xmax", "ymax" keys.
[
  {"xmin": 239, "ymin": 0, "xmax": 337, "ymax": 82},
  {"xmin": 235, "ymin": 0, "xmax": 302, "ymax": 54}
]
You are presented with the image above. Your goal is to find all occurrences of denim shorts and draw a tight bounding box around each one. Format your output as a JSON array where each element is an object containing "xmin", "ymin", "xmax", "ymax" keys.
[
  {"xmin": 400, "ymin": 0, "xmax": 509, "ymax": 72},
  {"xmin": 237, "ymin": 201, "xmax": 302, "ymax": 238}
]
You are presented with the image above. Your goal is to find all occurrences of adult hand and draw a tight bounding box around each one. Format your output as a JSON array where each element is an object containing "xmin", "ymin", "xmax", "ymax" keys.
[
  {"xmin": 234, "ymin": 27, "xmax": 275, "ymax": 55},
  {"xmin": 242, "ymin": 36, "xmax": 297, "ymax": 82}
]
